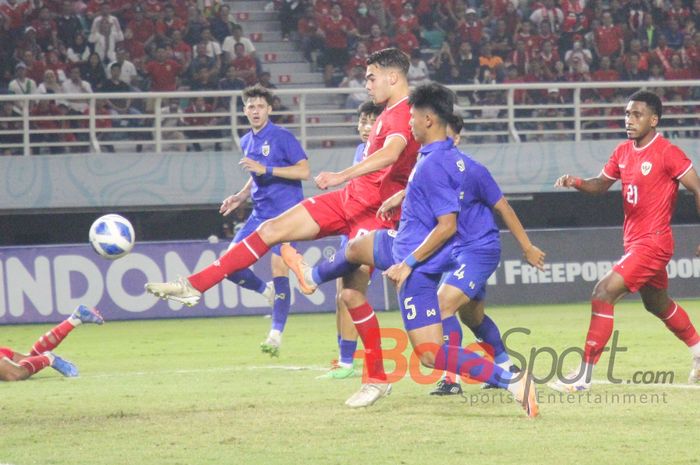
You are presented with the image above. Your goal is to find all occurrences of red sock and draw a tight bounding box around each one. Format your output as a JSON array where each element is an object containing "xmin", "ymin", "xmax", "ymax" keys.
[
  {"xmin": 583, "ymin": 299, "xmax": 615, "ymax": 364},
  {"xmin": 30, "ymin": 320, "xmax": 76, "ymax": 356},
  {"xmin": 19, "ymin": 354, "xmax": 52, "ymax": 375},
  {"xmin": 189, "ymin": 231, "xmax": 270, "ymax": 292},
  {"xmin": 348, "ymin": 302, "xmax": 387, "ymax": 382},
  {"xmin": 657, "ymin": 301, "xmax": 700, "ymax": 347}
]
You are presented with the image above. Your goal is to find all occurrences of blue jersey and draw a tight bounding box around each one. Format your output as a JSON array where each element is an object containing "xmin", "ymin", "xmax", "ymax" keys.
[
  {"xmin": 240, "ymin": 121, "xmax": 307, "ymax": 218},
  {"xmin": 353, "ymin": 142, "xmax": 365, "ymax": 165},
  {"xmin": 393, "ymin": 139, "xmax": 464, "ymax": 273},
  {"xmin": 454, "ymin": 154, "xmax": 502, "ymax": 252}
]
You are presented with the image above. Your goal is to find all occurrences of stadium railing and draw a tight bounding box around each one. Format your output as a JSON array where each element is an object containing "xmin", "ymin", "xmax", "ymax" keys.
[{"xmin": 0, "ymin": 80, "xmax": 697, "ymax": 156}]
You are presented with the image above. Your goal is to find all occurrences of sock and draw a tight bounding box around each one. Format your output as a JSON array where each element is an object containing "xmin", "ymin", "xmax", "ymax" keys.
[
  {"xmin": 189, "ymin": 231, "xmax": 270, "ymax": 292},
  {"xmin": 348, "ymin": 302, "xmax": 386, "ymax": 382},
  {"xmin": 227, "ymin": 268, "xmax": 267, "ymax": 293},
  {"xmin": 312, "ymin": 249, "xmax": 361, "ymax": 285},
  {"xmin": 583, "ymin": 299, "xmax": 615, "ymax": 364},
  {"xmin": 271, "ymin": 277, "xmax": 291, "ymax": 332},
  {"xmin": 441, "ymin": 316, "xmax": 463, "ymax": 383},
  {"xmin": 30, "ymin": 320, "xmax": 77, "ymax": 356},
  {"xmin": 471, "ymin": 315, "xmax": 511, "ymax": 365},
  {"xmin": 339, "ymin": 339, "xmax": 357, "ymax": 367},
  {"xmin": 657, "ymin": 300, "xmax": 700, "ymax": 347},
  {"xmin": 18, "ymin": 353, "xmax": 52, "ymax": 375},
  {"xmin": 434, "ymin": 343, "xmax": 513, "ymax": 389}
]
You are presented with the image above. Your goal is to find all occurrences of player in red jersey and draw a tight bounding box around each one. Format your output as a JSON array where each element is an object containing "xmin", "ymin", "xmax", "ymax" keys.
[
  {"xmin": 1, "ymin": 305, "xmax": 104, "ymax": 381},
  {"xmin": 145, "ymin": 48, "xmax": 420, "ymax": 408},
  {"xmin": 550, "ymin": 90, "xmax": 700, "ymax": 392}
]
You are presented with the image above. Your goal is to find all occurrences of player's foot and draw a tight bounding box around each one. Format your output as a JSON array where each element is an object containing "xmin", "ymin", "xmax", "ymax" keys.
[
  {"xmin": 49, "ymin": 353, "xmax": 79, "ymax": 377},
  {"xmin": 513, "ymin": 370, "xmax": 538, "ymax": 418},
  {"xmin": 316, "ymin": 360, "xmax": 357, "ymax": 379},
  {"xmin": 280, "ymin": 244, "xmax": 317, "ymax": 295},
  {"xmin": 482, "ymin": 364, "xmax": 521, "ymax": 389},
  {"xmin": 262, "ymin": 281, "xmax": 274, "ymax": 307},
  {"xmin": 688, "ymin": 357, "xmax": 700, "ymax": 384},
  {"xmin": 145, "ymin": 277, "xmax": 201, "ymax": 307},
  {"xmin": 430, "ymin": 377, "xmax": 463, "ymax": 396},
  {"xmin": 72, "ymin": 305, "xmax": 104, "ymax": 325},
  {"xmin": 345, "ymin": 382, "xmax": 391, "ymax": 408},
  {"xmin": 260, "ymin": 331, "xmax": 281, "ymax": 357},
  {"xmin": 547, "ymin": 369, "xmax": 592, "ymax": 393}
]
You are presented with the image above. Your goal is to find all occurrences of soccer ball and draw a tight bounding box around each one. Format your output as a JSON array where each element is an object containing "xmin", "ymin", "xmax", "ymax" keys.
[{"xmin": 89, "ymin": 214, "xmax": 135, "ymax": 260}]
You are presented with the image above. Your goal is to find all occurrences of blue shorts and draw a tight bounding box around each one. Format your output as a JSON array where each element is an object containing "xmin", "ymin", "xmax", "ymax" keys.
[
  {"xmin": 372, "ymin": 229, "xmax": 397, "ymax": 271},
  {"xmin": 232, "ymin": 210, "xmax": 293, "ymax": 255},
  {"xmin": 399, "ymin": 270, "xmax": 443, "ymax": 331},
  {"xmin": 442, "ymin": 248, "xmax": 500, "ymax": 301}
]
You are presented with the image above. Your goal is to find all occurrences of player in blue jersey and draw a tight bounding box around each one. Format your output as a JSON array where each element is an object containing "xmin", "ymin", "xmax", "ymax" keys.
[{"xmin": 220, "ymin": 85, "xmax": 310, "ymax": 356}]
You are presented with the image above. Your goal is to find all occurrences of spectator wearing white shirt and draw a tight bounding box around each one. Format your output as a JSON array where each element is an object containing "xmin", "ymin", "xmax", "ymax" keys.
[
  {"xmin": 36, "ymin": 69, "xmax": 62, "ymax": 94},
  {"xmin": 108, "ymin": 48, "xmax": 138, "ymax": 87},
  {"xmin": 407, "ymin": 49, "xmax": 430, "ymax": 87},
  {"xmin": 89, "ymin": 3, "xmax": 124, "ymax": 63},
  {"xmin": 338, "ymin": 65, "xmax": 367, "ymax": 110},
  {"xmin": 222, "ymin": 24, "xmax": 257, "ymax": 63},
  {"xmin": 61, "ymin": 66, "xmax": 93, "ymax": 114},
  {"xmin": 9, "ymin": 63, "xmax": 37, "ymax": 95}
]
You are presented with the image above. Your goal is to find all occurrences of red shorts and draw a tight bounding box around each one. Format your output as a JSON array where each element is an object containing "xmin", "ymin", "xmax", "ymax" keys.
[
  {"xmin": 613, "ymin": 241, "xmax": 672, "ymax": 293},
  {"xmin": 0, "ymin": 347, "xmax": 15, "ymax": 360},
  {"xmin": 302, "ymin": 189, "xmax": 393, "ymax": 241}
]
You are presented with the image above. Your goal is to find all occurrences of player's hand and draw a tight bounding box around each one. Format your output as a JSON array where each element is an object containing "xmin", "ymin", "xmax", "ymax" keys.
[
  {"xmin": 524, "ymin": 244, "xmax": 546, "ymax": 271},
  {"xmin": 554, "ymin": 174, "xmax": 578, "ymax": 188},
  {"xmin": 315, "ymin": 171, "xmax": 345, "ymax": 190},
  {"xmin": 377, "ymin": 190, "xmax": 405, "ymax": 221},
  {"xmin": 239, "ymin": 157, "xmax": 266, "ymax": 176},
  {"xmin": 384, "ymin": 262, "xmax": 413, "ymax": 290},
  {"xmin": 220, "ymin": 193, "xmax": 245, "ymax": 216}
]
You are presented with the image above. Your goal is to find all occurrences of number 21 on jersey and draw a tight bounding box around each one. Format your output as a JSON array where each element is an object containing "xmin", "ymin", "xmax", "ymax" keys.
[{"xmin": 626, "ymin": 184, "xmax": 638, "ymax": 205}]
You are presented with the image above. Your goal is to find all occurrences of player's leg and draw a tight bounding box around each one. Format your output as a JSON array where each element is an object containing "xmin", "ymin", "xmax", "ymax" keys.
[
  {"xmin": 402, "ymin": 271, "xmax": 538, "ymax": 417},
  {"xmin": 639, "ymin": 284, "xmax": 700, "ymax": 383},
  {"xmin": 318, "ymin": 276, "xmax": 360, "ymax": 379},
  {"xmin": 29, "ymin": 305, "xmax": 103, "ymax": 356},
  {"xmin": 145, "ymin": 203, "xmax": 323, "ymax": 305},
  {"xmin": 260, "ymin": 249, "xmax": 292, "ymax": 357},
  {"xmin": 225, "ymin": 213, "xmax": 274, "ymax": 305},
  {"xmin": 0, "ymin": 349, "xmax": 77, "ymax": 380}
]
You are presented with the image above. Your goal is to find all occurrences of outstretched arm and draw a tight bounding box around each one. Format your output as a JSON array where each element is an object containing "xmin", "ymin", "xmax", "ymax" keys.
[
  {"xmin": 493, "ymin": 197, "xmax": 545, "ymax": 270},
  {"xmin": 220, "ymin": 178, "xmax": 253, "ymax": 216},
  {"xmin": 239, "ymin": 158, "xmax": 310, "ymax": 181},
  {"xmin": 554, "ymin": 172, "xmax": 616, "ymax": 195},
  {"xmin": 678, "ymin": 167, "xmax": 700, "ymax": 256}
]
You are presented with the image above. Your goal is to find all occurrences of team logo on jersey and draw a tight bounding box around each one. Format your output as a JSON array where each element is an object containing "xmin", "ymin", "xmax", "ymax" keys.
[
  {"xmin": 641, "ymin": 161, "xmax": 652, "ymax": 176},
  {"xmin": 262, "ymin": 142, "xmax": 270, "ymax": 156},
  {"xmin": 387, "ymin": 229, "xmax": 398, "ymax": 238}
]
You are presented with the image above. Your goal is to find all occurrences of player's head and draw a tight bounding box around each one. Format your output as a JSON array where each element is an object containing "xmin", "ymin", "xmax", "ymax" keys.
[
  {"xmin": 446, "ymin": 113, "xmax": 464, "ymax": 146},
  {"xmin": 626, "ymin": 90, "xmax": 661, "ymax": 143},
  {"xmin": 408, "ymin": 83, "xmax": 455, "ymax": 144},
  {"xmin": 365, "ymin": 48, "xmax": 410, "ymax": 106},
  {"xmin": 242, "ymin": 84, "xmax": 274, "ymax": 131},
  {"xmin": 357, "ymin": 100, "xmax": 383, "ymax": 143}
]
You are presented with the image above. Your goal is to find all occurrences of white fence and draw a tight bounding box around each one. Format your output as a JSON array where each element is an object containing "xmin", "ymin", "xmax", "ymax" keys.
[{"xmin": 0, "ymin": 80, "xmax": 697, "ymax": 156}]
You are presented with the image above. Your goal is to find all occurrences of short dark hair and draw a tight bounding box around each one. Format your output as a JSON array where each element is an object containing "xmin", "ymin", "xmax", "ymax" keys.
[
  {"xmin": 628, "ymin": 90, "xmax": 662, "ymax": 119},
  {"xmin": 242, "ymin": 84, "xmax": 274, "ymax": 105},
  {"xmin": 366, "ymin": 48, "xmax": 410, "ymax": 75},
  {"xmin": 408, "ymin": 83, "xmax": 455, "ymax": 124},
  {"xmin": 110, "ymin": 62, "xmax": 121, "ymax": 71},
  {"xmin": 357, "ymin": 100, "xmax": 383, "ymax": 118},
  {"xmin": 447, "ymin": 112, "xmax": 464, "ymax": 135}
]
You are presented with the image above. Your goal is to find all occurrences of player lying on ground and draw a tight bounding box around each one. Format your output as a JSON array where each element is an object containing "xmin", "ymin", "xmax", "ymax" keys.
[
  {"xmin": 219, "ymin": 84, "xmax": 310, "ymax": 357},
  {"xmin": 0, "ymin": 305, "xmax": 104, "ymax": 381},
  {"xmin": 145, "ymin": 48, "xmax": 421, "ymax": 408},
  {"xmin": 550, "ymin": 90, "xmax": 700, "ymax": 392}
]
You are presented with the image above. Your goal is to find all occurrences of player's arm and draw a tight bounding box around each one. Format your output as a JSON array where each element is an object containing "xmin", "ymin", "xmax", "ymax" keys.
[
  {"xmin": 384, "ymin": 212, "xmax": 457, "ymax": 289},
  {"xmin": 239, "ymin": 158, "xmax": 310, "ymax": 181},
  {"xmin": 493, "ymin": 197, "xmax": 545, "ymax": 270},
  {"xmin": 220, "ymin": 178, "xmax": 253, "ymax": 216},
  {"xmin": 315, "ymin": 136, "xmax": 407, "ymax": 189},
  {"xmin": 377, "ymin": 189, "xmax": 406, "ymax": 221},
  {"xmin": 554, "ymin": 172, "xmax": 616, "ymax": 194}
]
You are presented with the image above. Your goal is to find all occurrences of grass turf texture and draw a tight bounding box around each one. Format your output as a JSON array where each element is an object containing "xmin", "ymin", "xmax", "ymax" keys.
[{"xmin": 1, "ymin": 301, "xmax": 699, "ymax": 465}]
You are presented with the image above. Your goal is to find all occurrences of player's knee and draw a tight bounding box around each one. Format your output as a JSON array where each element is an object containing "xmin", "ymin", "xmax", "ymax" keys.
[
  {"xmin": 458, "ymin": 307, "xmax": 483, "ymax": 328},
  {"xmin": 257, "ymin": 219, "xmax": 281, "ymax": 244},
  {"xmin": 340, "ymin": 288, "xmax": 364, "ymax": 308},
  {"xmin": 591, "ymin": 283, "xmax": 614, "ymax": 303},
  {"xmin": 344, "ymin": 238, "xmax": 363, "ymax": 263}
]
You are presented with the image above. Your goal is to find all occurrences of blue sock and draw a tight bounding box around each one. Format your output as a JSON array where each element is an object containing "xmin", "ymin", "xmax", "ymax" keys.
[
  {"xmin": 441, "ymin": 315, "xmax": 463, "ymax": 346},
  {"xmin": 271, "ymin": 277, "xmax": 290, "ymax": 332},
  {"xmin": 471, "ymin": 315, "xmax": 510, "ymax": 365},
  {"xmin": 227, "ymin": 268, "xmax": 267, "ymax": 294},
  {"xmin": 312, "ymin": 248, "xmax": 360, "ymax": 285},
  {"xmin": 339, "ymin": 339, "xmax": 357, "ymax": 366},
  {"xmin": 435, "ymin": 343, "xmax": 512, "ymax": 389}
]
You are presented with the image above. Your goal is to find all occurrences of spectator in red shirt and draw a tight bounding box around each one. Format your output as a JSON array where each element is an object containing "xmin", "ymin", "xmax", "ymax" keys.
[
  {"xmin": 529, "ymin": 0, "xmax": 564, "ymax": 33},
  {"xmin": 393, "ymin": 24, "xmax": 419, "ymax": 55},
  {"xmin": 354, "ymin": 2, "xmax": 377, "ymax": 39},
  {"xmin": 514, "ymin": 21, "xmax": 541, "ymax": 57},
  {"xmin": 651, "ymin": 34, "xmax": 675, "ymax": 71},
  {"xmin": 126, "ymin": 7, "xmax": 155, "ymax": 44},
  {"xmin": 155, "ymin": 4, "xmax": 185, "ymax": 40},
  {"xmin": 396, "ymin": 2, "xmax": 419, "ymax": 35},
  {"xmin": 319, "ymin": 3, "xmax": 357, "ymax": 86},
  {"xmin": 593, "ymin": 11, "xmax": 624, "ymax": 58},
  {"xmin": 145, "ymin": 47, "xmax": 183, "ymax": 92},
  {"xmin": 30, "ymin": 99, "xmax": 64, "ymax": 154},
  {"xmin": 297, "ymin": 5, "xmax": 325, "ymax": 64},
  {"xmin": 21, "ymin": 49, "xmax": 47, "ymax": 84},
  {"xmin": 506, "ymin": 40, "xmax": 531, "ymax": 76},
  {"xmin": 183, "ymin": 96, "xmax": 219, "ymax": 152},
  {"xmin": 366, "ymin": 23, "xmax": 391, "ymax": 54},
  {"xmin": 591, "ymin": 55, "xmax": 620, "ymax": 99},
  {"xmin": 621, "ymin": 52, "xmax": 649, "ymax": 80},
  {"xmin": 346, "ymin": 41, "xmax": 369, "ymax": 72},
  {"xmin": 230, "ymin": 42, "xmax": 257, "ymax": 85},
  {"xmin": 538, "ymin": 39, "xmax": 560, "ymax": 74},
  {"xmin": 32, "ymin": 7, "xmax": 58, "ymax": 51},
  {"xmin": 171, "ymin": 29, "xmax": 193, "ymax": 69},
  {"xmin": 457, "ymin": 8, "xmax": 483, "ymax": 46},
  {"xmin": 0, "ymin": 0, "xmax": 33, "ymax": 34}
]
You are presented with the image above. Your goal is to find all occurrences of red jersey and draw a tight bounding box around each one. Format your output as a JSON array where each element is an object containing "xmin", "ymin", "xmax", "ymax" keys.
[
  {"xmin": 345, "ymin": 96, "xmax": 420, "ymax": 209},
  {"xmin": 145, "ymin": 59, "xmax": 182, "ymax": 91},
  {"xmin": 594, "ymin": 25, "xmax": 623, "ymax": 57},
  {"xmin": 602, "ymin": 134, "xmax": 692, "ymax": 250}
]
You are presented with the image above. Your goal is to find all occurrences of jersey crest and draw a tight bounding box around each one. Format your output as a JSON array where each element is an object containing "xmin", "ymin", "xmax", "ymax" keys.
[
  {"xmin": 262, "ymin": 142, "xmax": 270, "ymax": 156},
  {"xmin": 641, "ymin": 161, "xmax": 652, "ymax": 176}
]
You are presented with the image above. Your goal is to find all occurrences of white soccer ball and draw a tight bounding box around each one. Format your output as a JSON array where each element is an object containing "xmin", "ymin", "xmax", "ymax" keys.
[{"xmin": 89, "ymin": 214, "xmax": 135, "ymax": 260}]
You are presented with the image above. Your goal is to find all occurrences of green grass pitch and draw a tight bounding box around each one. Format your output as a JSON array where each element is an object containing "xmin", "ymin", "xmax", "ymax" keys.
[{"xmin": 1, "ymin": 301, "xmax": 699, "ymax": 465}]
